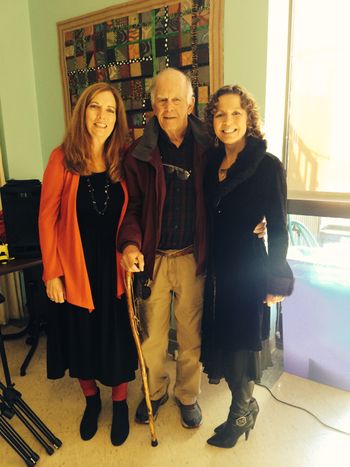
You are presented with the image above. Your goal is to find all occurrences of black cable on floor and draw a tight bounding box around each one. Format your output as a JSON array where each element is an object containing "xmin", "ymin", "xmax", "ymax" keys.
[{"xmin": 256, "ymin": 382, "xmax": 350, "ymax": 436}]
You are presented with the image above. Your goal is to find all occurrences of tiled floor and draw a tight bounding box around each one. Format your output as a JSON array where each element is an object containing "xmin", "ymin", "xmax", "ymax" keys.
[{"xmin": 1, "ymin": 334, "xmax": 349, "ymax": 467}]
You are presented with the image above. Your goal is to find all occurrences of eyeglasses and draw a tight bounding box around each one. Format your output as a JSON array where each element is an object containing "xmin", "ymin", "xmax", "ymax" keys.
[{"xmin": 162, "ymin": 163, "xmax": 191, "ymax": 181}]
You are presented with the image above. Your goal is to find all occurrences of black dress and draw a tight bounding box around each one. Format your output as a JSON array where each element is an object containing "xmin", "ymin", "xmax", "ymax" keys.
[
  {"xmin": 200, "ymin": 137, "xmax": 294, "ymax": 382},
  {"xmin": 46, "ymin": 172, "xmax": 138, "ymax": 387}
]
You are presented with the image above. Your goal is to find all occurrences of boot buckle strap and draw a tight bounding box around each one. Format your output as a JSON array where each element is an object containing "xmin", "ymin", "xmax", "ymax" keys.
[{"xmin": 235, "ymin": 416, "xmax": 247, "ymax": 427}]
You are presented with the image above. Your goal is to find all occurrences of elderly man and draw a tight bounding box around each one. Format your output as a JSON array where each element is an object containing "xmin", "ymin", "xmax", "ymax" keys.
[
  {"xmin": 119, "ymin": 68, "xmax": 263, "ymax": 428},
  {"xmin": 119, "ymin": 67, "xmax": 207, "ymax": 428}
]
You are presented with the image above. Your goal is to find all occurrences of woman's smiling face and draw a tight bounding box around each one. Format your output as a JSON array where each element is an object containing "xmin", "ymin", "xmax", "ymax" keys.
[{"xmin": 213, "ymin": 93, "xmax": 248, "ymax": 148}]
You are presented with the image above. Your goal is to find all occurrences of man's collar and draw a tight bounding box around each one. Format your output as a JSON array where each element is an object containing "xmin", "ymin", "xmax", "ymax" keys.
[
  {"xmin": 158, "ymin": 121, "xmax": 192, "ymax": 148},
  {"xmin": 131, "ymin": 114, "xmax": 209, "ymax": 162}
]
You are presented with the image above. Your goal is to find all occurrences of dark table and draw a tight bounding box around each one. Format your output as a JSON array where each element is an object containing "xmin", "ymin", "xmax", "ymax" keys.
[{"xmin": 0, "ymin": 257, "xmax": 44, "ymax": 376}]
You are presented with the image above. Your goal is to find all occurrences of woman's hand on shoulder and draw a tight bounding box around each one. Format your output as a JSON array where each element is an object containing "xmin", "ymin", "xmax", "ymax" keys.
[
  {"xmin": 264, "ymin": 294, "xmax": 285, "ymax": 307},
  {"xmin": 46, "ymin": 277, "xmax": 66, "ymax": 303}
]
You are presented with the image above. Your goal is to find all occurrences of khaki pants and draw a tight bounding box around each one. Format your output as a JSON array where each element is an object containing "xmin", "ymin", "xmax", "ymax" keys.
[{"xmin": 141, "ymin": 252, "xmax": 204, "ymax": 405}]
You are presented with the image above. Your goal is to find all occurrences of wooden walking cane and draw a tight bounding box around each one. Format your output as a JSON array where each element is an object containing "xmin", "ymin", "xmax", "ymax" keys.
[{"xmin": 124, "ymin": 271, "xmax": 158, "ymax": 447}]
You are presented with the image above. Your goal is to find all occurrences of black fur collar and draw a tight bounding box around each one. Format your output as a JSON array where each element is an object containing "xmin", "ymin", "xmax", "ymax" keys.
[{"xmin": 207, "ymin": 136, "xmax": 267, "ymax": 207}]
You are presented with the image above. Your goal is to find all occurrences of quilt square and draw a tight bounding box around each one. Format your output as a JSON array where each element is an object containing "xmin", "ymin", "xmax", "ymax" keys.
[
  {"xmin": 111, "ymin": 82, "xmax": 122, "ymax": 95},
  {"xmin": 140, "ymin": 40, "xmax": 152, "ymax": 58},
  {"xmin": 84, "ymin": 26, "xmax": 93, "ymax": 36},
  {"xmin": 129, "ymin": 27, "xmax": 140, "ymax": 42},
  {"xmin": 124, "ymin": 98, "xmax": 132, "ymax": 111},
  {"xmin": 180, "ymin": 30, "xmax": 192, "ymax": 48},
  {"xmin": 115, "ymin": 17, "xmax": 128, "ymax": 27},
  {"xmin": 108, "ymin": 65, "xmax": 118, "ymax": 81},
  {"xmin": 168, "ymin": 53, "xmax": 180, "ymax": 68},
  {"xmin": 197, "ymin": 45, "xmax": 209, "ymax": 65},
  {"xmin": 65, "ymin": 45, "xmax": 75, "ymax": 58},
  {"xmin": 155, "ymin": 56, "xmax": 167, "ymax": 72},
  {"xmin": 96, "ymin": 68, "xmax": 107, "ymax": 82},
  {"xmin": 94, "ymin": 23, "xmax": 106, "ymax": 34},
  {"xmin": 107, "ymin": 48, "xmax": 116, "ymax": 64},
  {"xmin": 141, "ymin": 61, "xmax": 153, "ymax": 77},
  {"xmin": 181, "ymin": 14, "xmax": 192, "ymax": 31},
  {"xmin": 198, "ymin": 65, "xmax": 209, "ymax": 84},
  {"xmin": 141, "ymin": 11, "xmax": 152, "ymax": 24},
  {"xmin": 66, "ymin": 57, "xmax": 76, "ymax": 73},
  {"xmin": 119, "ymin": 64, "xmax": 131, "ymax": 79},
  {"xmin": 181, "ymin": 0, "xmax": 192, "ymax": 12},
  {"xmin": 85, "ymin": 37, "xmax": 95, "ymax": 53},
  {"xmin": 197, "ymin": 85, "xmax": 209, "ymax": 104},
  {"xmin": 197, "ymin": 25, "xmax": 209, "ymax": 45},
  {"xmin": 129, "ymin": 14, "xmax": 139, "ymax": 25},
  {"xmin": 87, "ymin": 69, "xmax": 97, "ymax": 84},
  {"xmin": 107, "ymin": 31, "xmax": 116, "ymax": 47},
  {"xmin": 142, "ymin": 23, "xmax": 153, "ymax": 39},
  {"xmin": 121, "ymin": 79, "xmax": 132, "ymax": 96},
  {"xmin": 144, "ymin": 78, "xmax": 153, "ymax": 95},
  {"xmin": 116, "ymin": 28, "xmax": 128, "ymax": 44},
  {"xmin": 95, "ymin": 33, "xmax": 105, "ymax": 52},
  {"xmin": 115, "ymin": 45, "xmax": 129, "ymax": 62},
  {"xmin": 167, "ymin": 34, "xmax": 179, "ymax": 52},
  {"xmin": 131, "ymin": 79, "xmax": 144, "ymax": 99},
  {"xmin": 130, "ymin": 62, "xmax": 142, "ymax": 77},
  {"xmin": 86, "ymin": 52, "xmax": 96, "ymax": 69},
  {"xmin": 181, "ymin": 50, "xmax": 192, "ymax": 66},
  {"xmin": 76, "ymin": 55, "xmax": 86, "ymax": 70},
  {"xmin": 155, "ymin": 38, "xmax": 166, "ymax": 57},
  {"xmin": 96, "ymin": 51, "xmax": 106, "ymax": 66},
  {"xmin": 129, "ymin": 43, "xmax": 140, "ymax": 60}
]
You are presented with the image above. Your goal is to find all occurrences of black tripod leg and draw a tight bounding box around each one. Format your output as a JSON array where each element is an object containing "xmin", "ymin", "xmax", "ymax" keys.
[
  {"xmin": 0, "ymin": 416, "xmax": 39, "ymax": 465},
  {"xmin": 11, "ymin": 404, "xmax": 55, "ymax": 455},
  {"xmin": 16, "ymin": 398, "xmax": 62, "ymax": 449},
  {"xmin": 20, "ymin": 337, "xmax": 39, "ymax": 377},
  {"xmin": 0, "ymin": 329, "xmax": 12, "ymax": 387},
  {"xmin": 0, "ymin": 382, "xmax": 62, "ymax": 449},
  {"xmin": 20, "ymin": 266, "xmax": 45, "ymax": 376}
]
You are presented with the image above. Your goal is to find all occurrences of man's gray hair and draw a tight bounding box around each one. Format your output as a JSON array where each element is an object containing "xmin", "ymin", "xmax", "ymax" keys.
[{"xmin": 149, "ymin": 67, "xmax": 194, "ymax": 105}]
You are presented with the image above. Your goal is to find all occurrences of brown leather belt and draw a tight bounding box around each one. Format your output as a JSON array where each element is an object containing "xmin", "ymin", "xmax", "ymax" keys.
[{"xmin": 156, "ymin": 245, "xmax": 194, "ymax": 258}]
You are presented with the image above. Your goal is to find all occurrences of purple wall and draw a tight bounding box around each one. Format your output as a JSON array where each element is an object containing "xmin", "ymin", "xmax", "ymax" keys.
[{"xmin": 283, "ymin": 259, "xmax": 350, "ymax": 391}]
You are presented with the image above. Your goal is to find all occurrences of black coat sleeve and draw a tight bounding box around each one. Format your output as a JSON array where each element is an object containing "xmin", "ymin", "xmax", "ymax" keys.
[{"xmin": 265, "ymin": 156, "xmax": 294, "ymax": 296}]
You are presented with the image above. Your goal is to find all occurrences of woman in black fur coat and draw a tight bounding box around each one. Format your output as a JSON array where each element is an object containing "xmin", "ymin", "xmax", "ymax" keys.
[{"xmin": 201, "ymin": 85, "xmax": 294, "ymax": 448}]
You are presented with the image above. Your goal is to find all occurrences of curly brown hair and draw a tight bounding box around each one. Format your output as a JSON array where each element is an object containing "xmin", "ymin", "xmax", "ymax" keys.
[
  {"xmin": 205, "ymin": 85, "xmax": 264, "ymax": 144},
  {"xmin": 61, "ymin": 82, "xmax": 128, "ymax": 182}
]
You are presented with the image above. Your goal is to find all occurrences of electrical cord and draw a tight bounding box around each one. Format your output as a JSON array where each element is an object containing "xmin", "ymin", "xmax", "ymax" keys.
[{"xmin": 256, "ymin": 382, "xmax": 350, "ymax": 436}]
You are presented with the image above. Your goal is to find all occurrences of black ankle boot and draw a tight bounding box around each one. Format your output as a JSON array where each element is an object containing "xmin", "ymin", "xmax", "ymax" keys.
[
  {"xmin": 207, "ymin": 412, "xmax": 254, "ymax": 448},
  {"xmin": 214, "ymin": 398, "xmax": 259, "ymax": 433},
  {"xmin": 80, "ymin": 388, "xmax": 101, "ymax": 441},
  {"xmin": 111, "ymin": 400, "xmax": 129, "ymax": 446}
]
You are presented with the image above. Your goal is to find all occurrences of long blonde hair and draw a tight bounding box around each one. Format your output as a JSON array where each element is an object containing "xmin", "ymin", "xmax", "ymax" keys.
[{"xmin": 62, "ymin": 82, "xmax": 128, "ymax": 182}]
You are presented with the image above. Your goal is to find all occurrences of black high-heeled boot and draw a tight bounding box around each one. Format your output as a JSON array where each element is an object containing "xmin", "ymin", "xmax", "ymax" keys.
[
  {"xmin": 80, "ymin": 388, "xmax": 101, "ymax": 441},
  {"xmin": 111, "ymin": 400, "xmax": 129, "ymax": 446},
  {"xmin": 207, "ymin": 411, "xmax": 254, "ymax": 448},
  {"xmin": 214, "ymin": 398, "xmax": 259, "ymax": 433}
]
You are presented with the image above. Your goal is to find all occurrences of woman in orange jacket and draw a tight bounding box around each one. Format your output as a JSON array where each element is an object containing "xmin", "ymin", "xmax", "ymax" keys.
[{"xmin": 39, "ymin": 82, "xmax": 137, "ymax": 446}]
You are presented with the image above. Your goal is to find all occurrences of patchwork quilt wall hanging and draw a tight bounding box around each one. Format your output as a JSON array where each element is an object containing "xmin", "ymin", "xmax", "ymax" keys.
[{"xmin": 57, "ymin": 0, "xmax": 224, "ymax": 139}]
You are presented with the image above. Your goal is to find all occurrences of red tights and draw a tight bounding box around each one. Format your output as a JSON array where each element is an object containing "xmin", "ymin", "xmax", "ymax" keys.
[{"xmin": 78, "ymin": 379, "xmax": 128, "ymax": 401}]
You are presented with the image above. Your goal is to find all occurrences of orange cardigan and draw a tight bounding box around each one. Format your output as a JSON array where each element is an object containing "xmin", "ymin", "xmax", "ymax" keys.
[{"xmin": 39, "ymin": 147, "xmax": 128, "ymax": 311}]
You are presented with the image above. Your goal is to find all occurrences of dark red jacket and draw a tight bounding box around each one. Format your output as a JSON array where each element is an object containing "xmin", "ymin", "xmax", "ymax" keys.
[{"xmin": 118, "ymin": 115, "xmax": 209, "ymax": 279}]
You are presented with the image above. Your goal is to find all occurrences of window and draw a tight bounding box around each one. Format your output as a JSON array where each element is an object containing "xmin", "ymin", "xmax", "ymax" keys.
[{"xmin": 286, "ymin": 0, "xmax": 350, "ymax": 207}]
